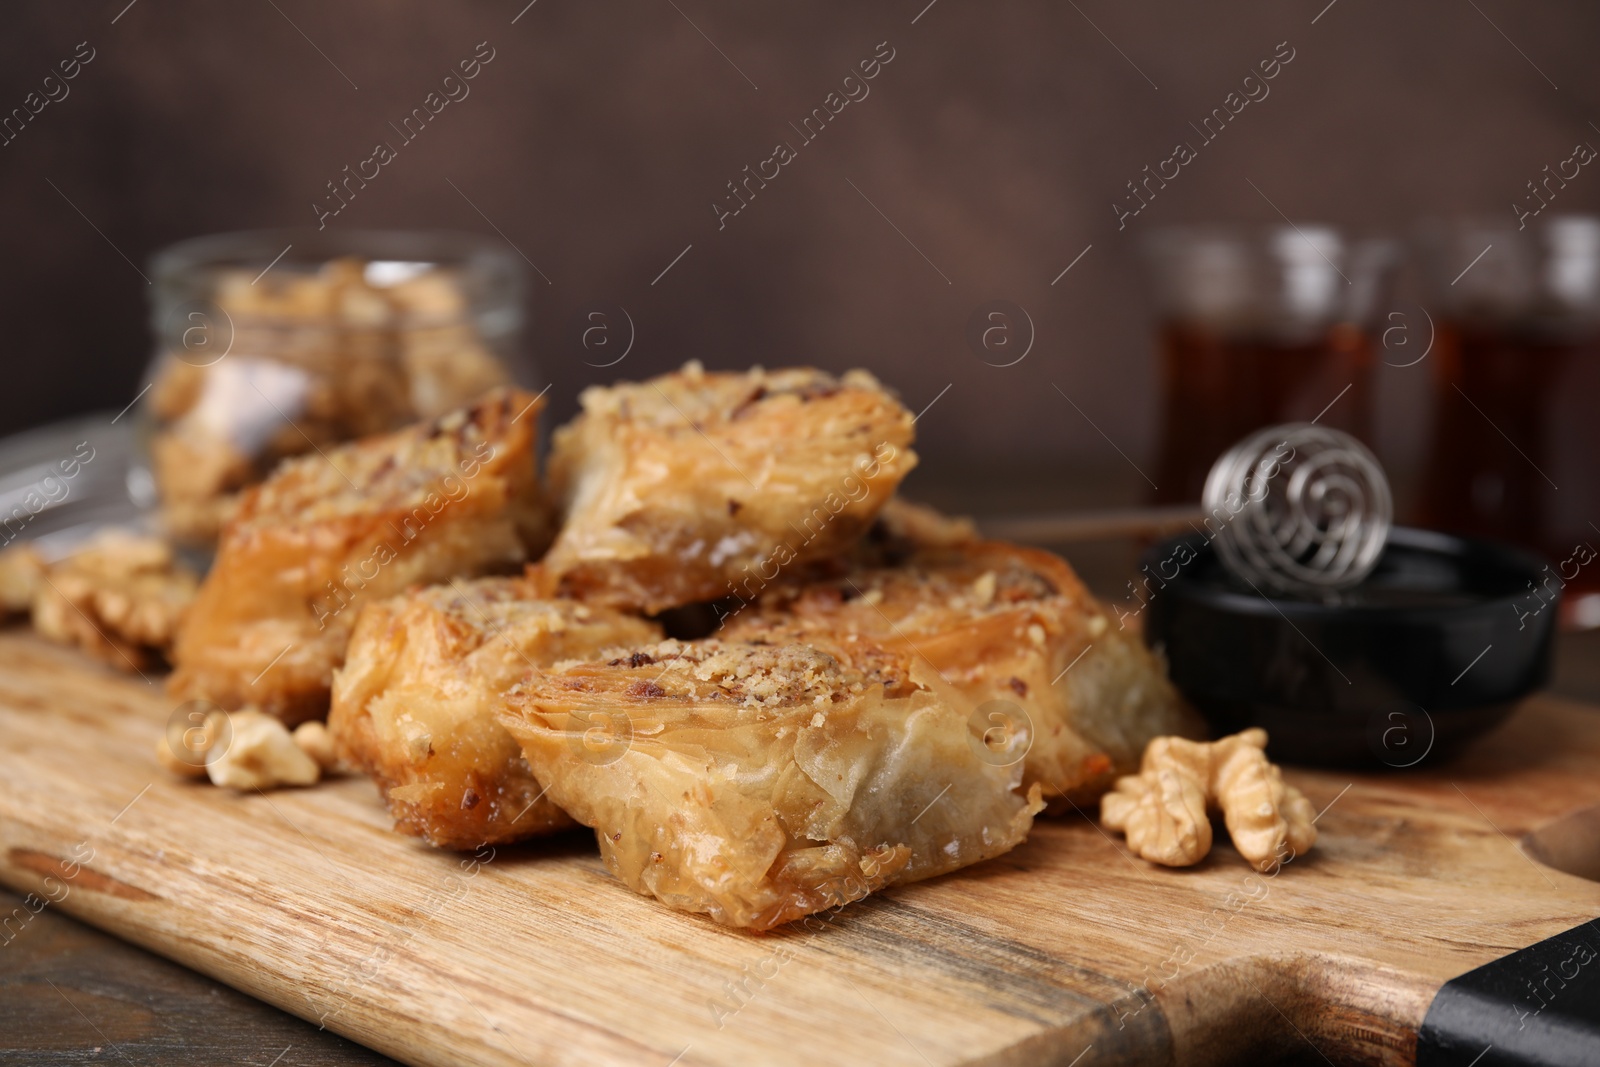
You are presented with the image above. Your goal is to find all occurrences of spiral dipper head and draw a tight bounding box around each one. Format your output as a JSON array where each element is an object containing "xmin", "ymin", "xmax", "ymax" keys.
[{"xmin": 1202, "ymin": 423, "xmax": 1392, "ymax": 598}]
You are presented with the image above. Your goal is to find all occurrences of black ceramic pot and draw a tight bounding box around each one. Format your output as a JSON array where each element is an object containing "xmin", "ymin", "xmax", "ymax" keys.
[{"xmin": 1140, "ymin": 526, "xmax": 1558, "ymax": 768}]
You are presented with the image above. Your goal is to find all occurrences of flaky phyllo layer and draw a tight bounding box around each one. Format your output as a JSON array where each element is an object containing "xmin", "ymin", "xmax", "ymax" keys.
[
  {"xmin": 329, "ymin": 574, "xmax": 661, "ymax": 849},
  {"xmin": 540, "ymin": 362, "xmax": 917, "ymax": 612},
  {"xmin": 499, "ymin": 639, "xmax": 1042, "ymax": 930}
]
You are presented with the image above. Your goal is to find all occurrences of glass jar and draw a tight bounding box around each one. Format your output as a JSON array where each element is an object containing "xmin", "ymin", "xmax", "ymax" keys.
[
  {"xmin": 1141, "ymin": 225, "xmax": 1397, "ymax": 505},
  {"xmin": 1417, "ymin": 215, "xmax": 1600, "ymax": 626},
  {"xmin": 141, "ymin": 229, "xmax": 527, "ymax": 545}
]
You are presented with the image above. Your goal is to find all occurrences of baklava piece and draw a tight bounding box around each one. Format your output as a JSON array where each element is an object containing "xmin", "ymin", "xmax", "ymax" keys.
[
  {"xmin": 499, "ymin": 638, "xmax": 1041, "ymax": 930},
  {"xmin": 722, "ymin": 540, "xmax": 1203, "ymax": 807},
  {"xmin": 169, "ymin": 388, "xmax": 549, "ymax": 723},
  {"xmin": 328, "ymin": 574, "xmax": 660, "ymax": 849},
  {"xmin": 30, "ymin": 531, "xmax": 198, "ymax": 672},
  {"xmin": 540, "ymin": 362, "xmax": 917, "ymax": 613}
]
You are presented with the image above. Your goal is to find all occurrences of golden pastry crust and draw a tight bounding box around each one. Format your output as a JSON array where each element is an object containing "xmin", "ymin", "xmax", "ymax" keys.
[
  {"xmin": 540, "ymin": 362, "xmax": 918, "ymax": 613},
  {"xmin": 498, "ymin": 638, "xmax": 1041, "ymax": 930},
  {"xmin": 30, "ymin": 532, "xmax": 198, "ymax": 672},
  {"xmin": 329, "ymin": 573, "xmax": 660, "ymax": 849},
  {"xmin": 168, "ymin": 388, "xmax": 550, "ymax": 724},
  {"xmin": 722, "ymin": 540, "xmax": 1204, "ymax": 807}
]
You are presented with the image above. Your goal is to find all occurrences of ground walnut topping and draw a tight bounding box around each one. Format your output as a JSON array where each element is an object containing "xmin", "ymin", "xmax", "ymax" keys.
[
  {"xmin": 240, "ymin": 391, "xmax": 512, "ymax": 528},
  {"xmin": 564, "ymin": 639, "xmax": 867, "ymax": 709},
  {"xmin": 683, "ymin": 641, "xmax": 865, "ymax": 707},
  {"xmin": 1100, "ymin": 728, "xmax": 1316, "ymax": 872}
]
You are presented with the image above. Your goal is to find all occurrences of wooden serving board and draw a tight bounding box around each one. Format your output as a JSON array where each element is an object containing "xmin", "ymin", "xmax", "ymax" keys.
[{"xmin": 2, "ymin": 630, "xmax": 1598, "ymax": 1067}]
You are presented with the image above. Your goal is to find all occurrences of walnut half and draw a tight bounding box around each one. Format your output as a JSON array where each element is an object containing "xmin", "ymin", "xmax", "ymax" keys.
[
  {"xmin": 30, "ymin": 531, "xmax": 198, "ymax": 671},
  {"xmin": 1100, "ymin": 728, "xmax": 1316, "ymax": 872}
]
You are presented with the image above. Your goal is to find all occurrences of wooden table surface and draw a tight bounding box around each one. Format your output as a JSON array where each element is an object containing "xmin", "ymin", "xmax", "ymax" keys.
[{"xmin": 3, "ymin": 546, "xmax": 1597, "ymax": 1067}]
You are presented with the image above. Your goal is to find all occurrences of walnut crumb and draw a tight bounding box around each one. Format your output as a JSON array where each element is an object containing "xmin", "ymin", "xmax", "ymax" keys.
[
  {"xmin": 31, "ymin": 531, "xmax": 198, "ymax": 671},
  {"xmin": 291, "ymin": 720, "xmax": 340, "ymax": 771},
  {"xmin": 205, "ymin": 709, "xmax": 321, "ymax": 791}
]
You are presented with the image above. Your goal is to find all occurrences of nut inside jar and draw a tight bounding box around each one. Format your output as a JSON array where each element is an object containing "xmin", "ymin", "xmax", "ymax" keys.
[{"xmin": 144, "ymin": 234, "xmax": 524, "ymax": 545}]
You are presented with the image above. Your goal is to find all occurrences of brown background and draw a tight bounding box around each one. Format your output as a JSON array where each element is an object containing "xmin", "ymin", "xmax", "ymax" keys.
[{"xmin": 2, "ymin": 0, "xmax": 1598, "ymax": 506}]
